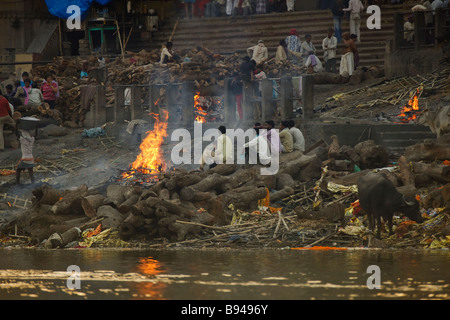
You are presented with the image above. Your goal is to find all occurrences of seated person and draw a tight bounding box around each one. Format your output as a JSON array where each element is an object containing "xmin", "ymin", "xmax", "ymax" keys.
[
  {"xmin": 287, "ymin": 119, "xmax": 305, "ymax": 152},
  {"xmin": 279, "ymin": 120, "xmax": 294, "ymax": 153},
  {"xmin": 160, "ymin": 42, "xmax": 180, "ymax": 65}
]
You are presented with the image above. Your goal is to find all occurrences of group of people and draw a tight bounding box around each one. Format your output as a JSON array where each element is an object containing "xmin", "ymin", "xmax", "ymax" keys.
[
  {"xmin": 273, "ymin": 27, "xmax": 357, "ymax": 75},
  {"xmin": 4, "ymin": 71, "xmax": 59, "ymax": 112},
  {"xmin": 200, "ymin": 119, "xmax": 305, "ymax": 169},
  {"xmin": 0, "ymin": 71, "xmax": 62, "ymax": 185},
  {"xmin": 0, "ymin": 92, "xmax": 37, "ymax": 185},
  {"xmin": 182, "ymin": 0, "xmax": 302, "ymax": 20}
]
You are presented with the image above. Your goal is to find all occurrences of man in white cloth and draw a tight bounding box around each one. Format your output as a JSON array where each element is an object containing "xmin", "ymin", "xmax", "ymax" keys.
[{"xmin": 200, "ymin": 125, "xmax": 233, "ymax": 170}]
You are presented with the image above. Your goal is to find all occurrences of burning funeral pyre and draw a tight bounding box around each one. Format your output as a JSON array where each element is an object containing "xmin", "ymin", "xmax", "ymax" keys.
[
  {"xmin": 194, "ymin": 93, "xmax": 222, "ymax": 123},
  {"xmin": 396, "ymin": 87, "xmax": 422, "ymax": 123},
  {"xmin": 121, "ymin": 110, "xmax": 169, "ymax": 185}
]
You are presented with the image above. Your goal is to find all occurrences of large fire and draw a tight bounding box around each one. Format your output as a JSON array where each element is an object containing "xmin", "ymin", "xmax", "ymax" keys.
[
  {"xmin": 397, "ymin": 88, "xmax": 421, "ymax": 122},
  {"xmin": 122, "ymin": 110, "xmax": 169, "ymax": 180}
]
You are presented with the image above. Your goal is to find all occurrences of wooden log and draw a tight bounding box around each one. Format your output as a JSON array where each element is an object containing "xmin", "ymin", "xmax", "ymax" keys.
[
  {"xmin": 119, "ymin": 222, "xmax": 136, "ymax": 240},
  {"xmin": 158, "ymin": 188, "xmax": 171, "ymax": 200},
  {"xmin": 221, "ymin": 186, "xmax": 268, "ymax": 210},
  {"xmin": 145, "ymin": 196, "xmax": 161, "ymax": 208},
  {"xmin": 50, "ymin": 185, "xmax": 89, "ymax": 215},
  {"xmin": 404, "ymin": 140, "xmax": 450, "ymax": 162},
  {"xmin": 159, "ymin": 199, "xmax": 198, "ymax": 218},
  {"xmin": 44, "ymin": 227, "xmax": 81, "ymax": 249},
  {"xmin": 323, "ymin": 159, "xmax": 354, "ymax": 172},
  {"xmin": 117, "ymin": 194, "xmax": 140, "ymax": 214},
  {"xmin": 32, "ymin": 185, "xmax": 65, "ymax": 205},
  {"xmin": 270, "ymin": 187, "xmax": 295, "ymax": 203},
  {"xmin": 169, "ymin": 210, "xmax": 215, "ymax": 241},
  {"xmin": 179, "ymin": 173, "xmax": 230, "ymax": 201},
  {"xmin": 209, "ymin": 164, "xmax": 237, "ymax": 176},
  {"xmin": 422, "ymin": 187, "xmax": 445, "ymax": 209},
  {"xmin": 275, "ymin": 173, "xmax": 295, "ymax": 190},
  {"xmin": 123, "ymin": 213, "xmax": 145, "ymax": 228},
  {"xmin": 81, "ymin": 197, "xmax": 97, "ymax": 219},
  {"xmin": 325, "ymin": 169, "xmax": 372, "ymax": 186},
  {"xmin": 155, "ymin": 205, "xmax": 169, "ymax": 218},
  {"xmin": 354, "ymin": 140, "xmax": 388, "ymax": 169},
  {"xmin": 278, "ymin": 154, "xmax": 319, "ymax": 180},
  {"xmin": 411, "ymin": 161, "xmax": 450, "ymax": 183},
  {"xmin": 398, "ymin": 156, "xmax": 415, "ymax": 186}
]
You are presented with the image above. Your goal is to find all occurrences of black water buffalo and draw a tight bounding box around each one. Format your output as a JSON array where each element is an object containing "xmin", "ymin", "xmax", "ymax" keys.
[{"xmin": 357, "ymin": 172, "xmax": 423, "ymax": 238}]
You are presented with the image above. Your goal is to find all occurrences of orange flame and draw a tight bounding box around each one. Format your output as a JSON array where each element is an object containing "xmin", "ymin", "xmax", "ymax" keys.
[
  {"xmin": 194, "ymin": 92, "xmax": 207, "ymax": 123},
  {"xmin": 122, "ymin": 110, "xmax": 169, "ymax": 179},
  {"xmin": 398, "ymin": 89, "xmax": 420, "ymax": 122}
]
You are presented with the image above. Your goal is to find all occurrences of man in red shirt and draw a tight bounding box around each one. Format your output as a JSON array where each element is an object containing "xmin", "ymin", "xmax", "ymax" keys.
[{"xmin": 0, "ymin": 95, "xmax": 15, "ymax": 150}]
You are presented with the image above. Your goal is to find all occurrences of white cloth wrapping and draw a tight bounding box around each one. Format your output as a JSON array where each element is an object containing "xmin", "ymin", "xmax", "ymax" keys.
[{"xmin": 340, "ymin": 52, "xmax": 354, "ymax": 77}]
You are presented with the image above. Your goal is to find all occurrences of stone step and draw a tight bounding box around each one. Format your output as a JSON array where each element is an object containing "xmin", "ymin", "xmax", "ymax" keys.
[
  {"xmin": 371, "ymin": 124, "xmax": 433, "ymax": 133},
  {"xmin": 376, "ymin": 131, "xmax": 436, "ymax": 141},
  {"xmin": 126, "ymin": 5, "xmax": 407, "ymax": 67},
  {"xmin": 378, "ymin": 139, "xmax": 425, "ymax": 149}
]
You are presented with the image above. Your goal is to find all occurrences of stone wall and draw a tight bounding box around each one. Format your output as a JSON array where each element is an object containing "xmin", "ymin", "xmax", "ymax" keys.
[{"xmin": 384, "ymin": 41, "xmax": 444, "ymax": 78}]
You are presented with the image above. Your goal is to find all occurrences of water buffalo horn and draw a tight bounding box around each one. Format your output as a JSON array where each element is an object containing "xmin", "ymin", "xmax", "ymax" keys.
[{"xmin": 403, "ymin": 194, "xmax": 416, "ymax": 206}]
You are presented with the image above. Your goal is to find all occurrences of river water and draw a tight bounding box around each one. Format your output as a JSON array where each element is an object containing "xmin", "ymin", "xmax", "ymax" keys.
[{"xmin": 0, "ymin": 248, "xmax": 448, "ymax": 301}]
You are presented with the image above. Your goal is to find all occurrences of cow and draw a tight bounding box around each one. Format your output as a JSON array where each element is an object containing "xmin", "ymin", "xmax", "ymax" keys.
[
  {"xmin": 417, "ymin": 106, "xmax": 450, "ymax": 138},
  {"xmin": 357, "ymin": 172, "xmax": 423, "ymax": 238}
]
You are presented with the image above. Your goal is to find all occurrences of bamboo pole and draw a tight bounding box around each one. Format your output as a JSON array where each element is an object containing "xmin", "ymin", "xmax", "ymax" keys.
[
  {"xmin": 168, "ymin": 17, "xmax": 180, "ymax": 43},
  {"xmin": 115, "ymin": 20, "xmax": 125, "ymax": 59},
  {"xmin": 58, "ymin": 19, "xmax": 63, "ymax": 56}
]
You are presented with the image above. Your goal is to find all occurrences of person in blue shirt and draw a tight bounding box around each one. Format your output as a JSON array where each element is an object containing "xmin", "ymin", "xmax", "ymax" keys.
[
  {"xmin": 20, "ymin": 72, "xmax": 32, "ymax": 87},
  {"xmin": 81, "ymin": 63, "xmax": 89, "ymax": 79}
]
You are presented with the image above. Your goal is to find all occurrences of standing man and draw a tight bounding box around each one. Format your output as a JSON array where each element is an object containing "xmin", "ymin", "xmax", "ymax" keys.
[
  {"xmin": 331, "ymin": 0, "xmax": 345, "ymax": 43},
  {"xmin": 0, "ymin": 95, "xmax": 15, "ymax": 151},
  {"xmin": 285, "ymin": 28, "xmax": 302, "ymax": 55},
  {"xmin": 343, "ymin": 0, "xmax": 364, "ymax": 42},
  {"xmin": 184, "ymin": 0, "xmax": 196, "ymax": 19},
  {"xmin": 339, "ymin": 32, "xmax": 356, "ymax": 77},
  {"xmin": 15, "ymin": 126, "xmax": 36, "ymax": 184},
  {"xmin": 286, "ymin": 0, "xmax": 295, "ymax": 11},
  {"xmin": 247, "ymin": 40, "xmax": 269, "ymax": 65},
  {"xmin": 322, "ymin": 28, "xmax": 338, "ymax": 73}
]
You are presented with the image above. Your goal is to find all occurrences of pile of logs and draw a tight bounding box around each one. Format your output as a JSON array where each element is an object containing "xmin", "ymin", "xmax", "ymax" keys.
[
  {"xmin": 9, "ymin": 131, "xmax": 450, "ymax": 247},
  {"xmin": 21, "ymin": 46, "xmax": 304, "ymax": 127}
]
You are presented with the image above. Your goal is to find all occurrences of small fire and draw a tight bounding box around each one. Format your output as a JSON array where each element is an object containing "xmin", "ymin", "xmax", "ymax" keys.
[
  {"xmin": 194, "ymin": 92, "xmax": 208, "ymax": 123},
  {"xmin": 397, "ymin": 88, "xmax": 421, "ymax": 122},
  {"xmin": 122, "ymin": 110, "xmax": 169, "ymax": 180}
]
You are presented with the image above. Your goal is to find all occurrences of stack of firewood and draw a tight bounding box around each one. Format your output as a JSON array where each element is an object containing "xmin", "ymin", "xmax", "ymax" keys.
[
  {"xmin": 22, "ymin": 47, "xmax": 310, "ymax": 127},
  {"xmin": 8, "ymin": 132, "xmax": 450, "ymax": 247}
]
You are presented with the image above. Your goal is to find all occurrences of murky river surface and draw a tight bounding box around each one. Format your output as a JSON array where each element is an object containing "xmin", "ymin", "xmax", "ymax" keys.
[{"xmin": 0, "ymin": 248, "xmax": 448, "ymax": 300}]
